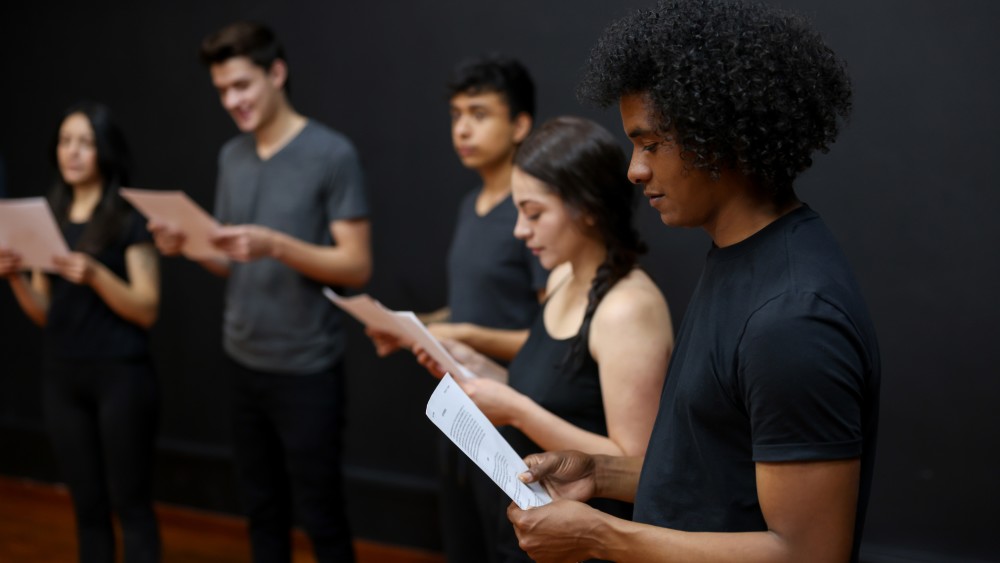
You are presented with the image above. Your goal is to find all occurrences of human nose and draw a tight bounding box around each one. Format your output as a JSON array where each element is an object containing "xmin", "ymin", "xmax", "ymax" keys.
[
  {"xmin": 453, "ymin": 115, "xmax": 472, "ymax": 138},
  {"xmin": 627, "ymin": 151, "xmax": 651, "ymax": 185},
  {"xmin": 222, "ymin": 89, "xmax": 241, "ymax": 110},
  {"xmin": 513, "ymin": 213, "xmax": 530, "ymax": 240}
]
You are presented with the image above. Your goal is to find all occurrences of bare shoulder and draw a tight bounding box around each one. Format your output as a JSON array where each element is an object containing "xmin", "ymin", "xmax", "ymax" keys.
[
  {"xmin": 592, "ymin": 268, "xmax": 670, "ymax": 329},
  {"xmin": 589, "ymin": 268, "xmax": 673, "ymax": 372}
]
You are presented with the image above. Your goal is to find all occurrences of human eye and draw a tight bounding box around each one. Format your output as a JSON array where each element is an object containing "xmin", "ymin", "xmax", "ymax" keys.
[{"xmin": 641, "ymin": 141, "xmax": 659, "ymax": 153}]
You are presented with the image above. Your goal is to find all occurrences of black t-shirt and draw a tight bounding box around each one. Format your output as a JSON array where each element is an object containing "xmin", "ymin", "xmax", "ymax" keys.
[
  {"xmin": 45, "ymin": 209, "xmax": 153, "ymax": 360},
  {"xmin": 634, "ymin": 206, "xmax": 880, "ymax": 563},
  {"xmin": 447, "ymin": 190, "xmax": 547, "ymax": 328}
]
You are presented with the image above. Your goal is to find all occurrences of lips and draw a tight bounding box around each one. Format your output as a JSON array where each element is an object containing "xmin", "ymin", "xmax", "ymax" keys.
[
  {"xmin": 456, "ymin": 146, "xmax": 476, "ymax": 157},
  {"xmin": 643, "ymin": 190, "xmax": 664, "ymax": 205},
  {"xmin": 232, "ymin": 108, "xmax": 253, "ymax": 123}
]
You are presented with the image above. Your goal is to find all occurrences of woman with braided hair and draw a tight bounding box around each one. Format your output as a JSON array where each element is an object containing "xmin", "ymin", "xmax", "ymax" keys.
[{"xmin": 415, "ymin": 115, "xmax": 673, "ymax": 562}]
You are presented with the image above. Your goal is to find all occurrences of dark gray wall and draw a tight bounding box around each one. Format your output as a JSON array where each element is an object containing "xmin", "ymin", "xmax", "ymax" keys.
[{"xmin": 1, "ymin": 1, "xmax": 997, "ymax": 561}]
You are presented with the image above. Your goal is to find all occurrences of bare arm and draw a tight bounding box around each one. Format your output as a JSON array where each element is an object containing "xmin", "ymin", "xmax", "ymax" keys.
[
  {"xmin": 418, "ymin": 307, "xmax": 450, "ymax": 324},
  {"xmin": 92, "ymin": 243, "xmax": 160, "ymax": 327},
  {"xmin": 212, "ymin": 218, "xmax": 372, "ymax": 288},
  {"xmin": 148, "ymin": 220, "xmax": 230, "ymax": 277},
  {"xmin": 6, "ymin": 270, "xmax": 50, "ymax": 327},
  {"xmin": 54, "ymin": 244, "xmax": 160, "ymax": 328},
  {"xmin": 197, "ymin": 258, "xmax": 231, "ymax": 277},
  {"xmin": 520, "ymin": 451, "xmax": 645, "ymax": 504},
  {"xmin": 429, "ymin": 324, "xmax": 530, "ymax": 362},
  {"xmin": 510, "ymin": 458, "xmax": 861, "ymax": 563},
  {"xmin": 428, "ymin": 282, "xmax": 547, "ymax": 362},
  {"xmin": 503, "ymin": 276, "xmax": 673, "ymax": 456}
]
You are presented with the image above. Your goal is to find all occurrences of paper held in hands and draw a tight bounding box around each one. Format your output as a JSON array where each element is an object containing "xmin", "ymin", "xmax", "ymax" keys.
[
  {"xmin": 322, "ymin": 287, "xmax": 477, "ymax": 380},
  {"xmin": 0, "ymin": 198, "xmax": 70, "ymax": 272},
  {"xmin": 427, "ymin": 374, "xmax": 552, "ymax": 510},
  {"xmin": 119, "ymin": 188, "xmax": 226, "ymax": 261}
]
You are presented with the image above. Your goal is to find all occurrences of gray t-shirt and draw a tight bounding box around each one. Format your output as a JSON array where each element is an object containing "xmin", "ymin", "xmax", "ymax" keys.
[
  {"xmin": 214, "ymin": 120, "xmax": 368, "ymax": 374},
  {"xmin": 446, "ymin": 190, "xmax": 547, "ymax": 328}
]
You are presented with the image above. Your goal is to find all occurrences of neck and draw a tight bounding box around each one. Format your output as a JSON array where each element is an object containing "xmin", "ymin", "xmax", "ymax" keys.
[
  {"xmin": 254, "ymin": 100, "xmax": 306, "ymax": 156},
  {"xmin": 477, "ymin": 154, "xmax": 515, "ymax": 197},
  {"xmin": 704, "ymin": 174, "xmax": 801, "ymax": 247},
  {"xmin": 567, "ymin": 239, "xmax": 608, "ymax": 295},
  {"xmin": 69, "ymin": 182, "xmax": 104, "ymax": 222}
]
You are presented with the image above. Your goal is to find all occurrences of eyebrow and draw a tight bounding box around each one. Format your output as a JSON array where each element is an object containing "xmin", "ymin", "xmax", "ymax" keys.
[
  {"xmin": 627, "ymin": 127, "xmax": 653, "ymax": 139},
  {"xmin": 516, "ymin": 198, "xmax": 543, "ymax": 210}
]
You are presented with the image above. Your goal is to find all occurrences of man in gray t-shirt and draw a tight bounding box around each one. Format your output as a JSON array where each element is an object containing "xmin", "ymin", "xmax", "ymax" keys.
[{"xmin": 151, "ymin": 21, "xmax": 370, "ymax": 563}]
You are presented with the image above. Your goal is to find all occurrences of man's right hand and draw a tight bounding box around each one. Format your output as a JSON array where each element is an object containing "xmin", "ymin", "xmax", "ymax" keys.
[
  {"xmin": 519, "ymin": 450, "xmax": 598, "ymax": 502},
  {"xmin": 365, "ymin": 327, "xmax": 407, "ymax": 357},
  {"xmin": 148, "ymin": 220, "xmax": 186, "ymax": 256}
]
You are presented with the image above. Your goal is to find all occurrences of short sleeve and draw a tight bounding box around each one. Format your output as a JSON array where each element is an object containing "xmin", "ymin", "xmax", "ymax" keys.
[
  {"xmin": 123, "ymin": 208, "xmax": 153, "ymax": 247},
  {"xmin": 739, "ymin": 291, "xmax": 869, "ymax": 463},
  {"xmin": 324, "ymin": 141, "xmax": 369, "ymax": 222}
]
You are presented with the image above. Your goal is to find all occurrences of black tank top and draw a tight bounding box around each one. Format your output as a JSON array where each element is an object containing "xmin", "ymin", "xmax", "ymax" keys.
[
  {"xmin": 504, "ymin": 303, "xmax": 634, "ymax": 517},
  {"xmin": 497, "ymin": 302, "xmax": 633, "ymax": 563},
  {"xmin": 503, "ymin": 309, "xmax": 606, "ymax": 458}
]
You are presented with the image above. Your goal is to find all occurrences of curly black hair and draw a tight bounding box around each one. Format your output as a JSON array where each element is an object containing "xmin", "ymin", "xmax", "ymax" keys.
[{"xmin": 578, "ymin": 0, "xmax": 852, "ymax": 200}]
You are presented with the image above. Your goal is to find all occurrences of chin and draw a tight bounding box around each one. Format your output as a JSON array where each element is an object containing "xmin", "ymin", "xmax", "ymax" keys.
[{"xmin": 235, "ymin": 120, "xmax": 257, "ymax": 133}]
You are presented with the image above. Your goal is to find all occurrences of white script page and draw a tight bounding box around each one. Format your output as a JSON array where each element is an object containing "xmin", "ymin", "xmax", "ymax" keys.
[{"xmin": 426, "ymin": 374, "xmax": 551, "ymax": 510}]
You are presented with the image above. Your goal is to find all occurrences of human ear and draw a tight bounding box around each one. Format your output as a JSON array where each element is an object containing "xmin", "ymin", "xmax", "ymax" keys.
[
  {"xmin": 268, "ymin": 59, "xmax": 289, "ymax": 90},
  {"xmin": 512, "ymin": 113, "xmax": 532, "ymax": 144}
]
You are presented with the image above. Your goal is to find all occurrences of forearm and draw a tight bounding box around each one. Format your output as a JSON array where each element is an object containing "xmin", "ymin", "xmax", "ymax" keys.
[
  {"xmin": 89, "ymin": 264, "xmax": 158, "ymax": 328},
  {"xmin": 512, "ymin": 400, "xmax": 630, "ymax": 458},
  {"xmin": 591, "ymin": 454, "xmax": 643, "ymax": 502},
  {"xmin": 456, "ymin": 326, "xmax": 529, "ymax": 362},
  {"xmin": 418, "ymin": 307, "xmax": 450, "ymax": 324},
  {"xmin": 271, "ymin": 230, "xmax": 371, "ymax": 287},
  {"xmin": 198, "ymin": 258, "xmax": 231, "ymax": 277},
  {"xmin": 598, "ymin": 522, "xmax": 803, "ymax": 563},
  {"xmin": 7, "ymin": 274, "xmax": 48, "ymax": 326}
]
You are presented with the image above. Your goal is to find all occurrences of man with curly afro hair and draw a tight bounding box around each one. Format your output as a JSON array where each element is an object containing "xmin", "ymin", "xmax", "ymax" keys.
[{"xmin": 507, "ymin": 1, "xmax": 881, "ymax": 562}]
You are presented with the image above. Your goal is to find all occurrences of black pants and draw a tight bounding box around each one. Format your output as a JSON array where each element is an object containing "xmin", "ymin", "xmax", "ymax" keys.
[
  {"xmin": 42, "ymin": 357, "xmax": 161, "ymax": 563},
  {"xmin": 229, "ymin": 357, "xmax": 355, "ymax": 563}
]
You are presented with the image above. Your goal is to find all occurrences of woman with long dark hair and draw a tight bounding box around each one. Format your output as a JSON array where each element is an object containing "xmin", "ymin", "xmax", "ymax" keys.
[
  {"xmin": 0, "ymin": 102, "xmax": 161, "ymax": 562},
  {"xmin": 417, "ymin": 116, "xmax": 674, "ymax": 562}
]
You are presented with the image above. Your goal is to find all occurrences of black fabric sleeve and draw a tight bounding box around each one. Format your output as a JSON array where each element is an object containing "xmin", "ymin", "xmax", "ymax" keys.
[{"xmin": 738, "ymin": 291, "xmax": 868, "ymax": 462}]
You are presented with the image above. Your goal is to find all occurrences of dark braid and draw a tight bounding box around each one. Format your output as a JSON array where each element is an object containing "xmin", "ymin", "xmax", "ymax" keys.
[{"xmin": 514, "ymin": 116, "xmax": 646, "ymax": 369}]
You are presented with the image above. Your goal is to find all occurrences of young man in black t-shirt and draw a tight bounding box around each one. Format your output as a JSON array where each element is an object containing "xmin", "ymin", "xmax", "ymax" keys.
[{"xmin": 507, "ymin": 2, "xmax": 881, "ymax": 562}]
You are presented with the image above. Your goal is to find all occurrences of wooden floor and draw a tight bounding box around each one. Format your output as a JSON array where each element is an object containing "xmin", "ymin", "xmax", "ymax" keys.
[{"xmin": 0, "ymin": 475, "xmax": 444, "ymax": 563}]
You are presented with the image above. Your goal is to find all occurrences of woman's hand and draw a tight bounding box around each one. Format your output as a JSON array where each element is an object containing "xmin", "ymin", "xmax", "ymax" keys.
[
  {"xmin": 0, "ymin": 247, "xmax": 23, "ymax": 278},
  {"xmin": 52, "ymin": 252, "xmax": 99, "ymax": 285},
  {"xmin": 456, "ymin": 376, "xmax": 527, "ymax": 427}
]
